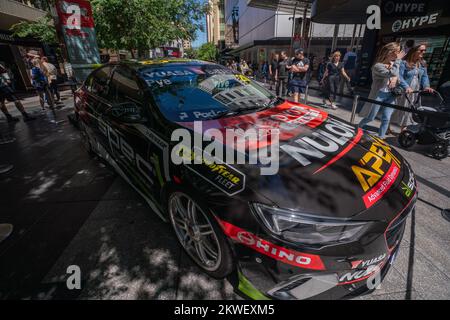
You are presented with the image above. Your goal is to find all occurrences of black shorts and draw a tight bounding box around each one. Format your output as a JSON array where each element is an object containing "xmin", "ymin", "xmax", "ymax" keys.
[{"xmin": 0, "ymin": 86, "xmax": 18, "ymax": 103}]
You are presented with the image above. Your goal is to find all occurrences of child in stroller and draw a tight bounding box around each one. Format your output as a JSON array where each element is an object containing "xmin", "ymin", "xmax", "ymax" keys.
[{"xmin": 398, "ymin": 84, "xmax": 450, "ymax": 159}]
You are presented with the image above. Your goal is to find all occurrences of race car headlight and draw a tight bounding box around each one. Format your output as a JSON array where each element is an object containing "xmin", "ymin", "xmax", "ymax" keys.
[{"xmin": 252, "ymin": 203, "xmax": 372, "ymax": 245}]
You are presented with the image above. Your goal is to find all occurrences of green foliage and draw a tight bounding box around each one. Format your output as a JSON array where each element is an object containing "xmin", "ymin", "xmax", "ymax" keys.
[
  {"xmin": 10, "ymin": 14, "xmax": 58, "ymax": 45},
  {"xmin": 91, "ymin": 0, "xmax": 209, "ymax": 55},
  {"xmin": 197, "ymin": 42, "xmax": 218, "ymax": 62},
  {"xmin": 184, "ymin": 48, "xmax": 198, "ymax": 59}
]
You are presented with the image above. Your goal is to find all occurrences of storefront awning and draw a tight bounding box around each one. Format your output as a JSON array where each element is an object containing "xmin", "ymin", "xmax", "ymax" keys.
[
  {"xmin": 247, "ymin": 0, "xmax": 313, "ymax": 13},
  {"xmin": 248, "ymin": 0, "xmax": 379, "ymax": 24}
]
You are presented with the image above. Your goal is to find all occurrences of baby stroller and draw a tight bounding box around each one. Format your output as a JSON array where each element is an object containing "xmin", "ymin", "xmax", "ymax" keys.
[{"xmin": 398, "ymin": 90, "xmax": 450, "ymax": 159}]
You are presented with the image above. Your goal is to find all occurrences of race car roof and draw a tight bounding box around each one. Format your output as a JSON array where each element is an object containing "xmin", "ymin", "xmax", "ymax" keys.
[{"xmin": 121, "ymin": 58, "xmax": 216, "ymax": 71}]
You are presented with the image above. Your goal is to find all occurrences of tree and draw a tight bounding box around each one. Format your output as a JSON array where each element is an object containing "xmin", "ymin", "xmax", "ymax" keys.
[
  {"xmin": 11, "ymin": 0, "xmax": 208, "ymax": 58},
  {"xmin": 184, "ymin": 48, "xmax": 198, "ymax": 59},
  {"xmin": 10, "ymin": 14, "xmax": 58, "ymax": 45},
  {"xmin": 197, "ymin": 42, "xmax": 218, "ymax": 62},
  {"xmin": 91, "ymin": 0, "xmax": 209, "ymax": 57}
]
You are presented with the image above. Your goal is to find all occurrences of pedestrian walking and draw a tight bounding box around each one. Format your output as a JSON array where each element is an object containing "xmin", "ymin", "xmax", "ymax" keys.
[
  {"xmin": 288, "ymin": 49, "xmax": 310, "ymax": 103},
  {"xmin": 317, "ymin": 57, "xmax": 328, "ymax": 83},
  {"xmin": 390, "ymin": 43, "xmax": 433, "ymax": 131},
  {"xmin": 340, "ymin": 47, "xmax": 357, "ymax": 95},
  {"xmin": 31, "ymin": 58, "xmax": 55, "ymax": 110},
  {"xmin": 41, "ymin": 56, "xmax": 61, "ymax": 103},
  {"xmin": 0, "ymin": 64, "xmax": 35, "ymax": 122},
  {"xmin": 321, "ymin": 51, "xmax": 351, "ymax": 109},
  {"xmin": 358, "ymin": 42, "xmax": 403, "ymax": 139},
  {"xmin": 261, "ymin": 61, "xmax": 269, "ymax": 83}
]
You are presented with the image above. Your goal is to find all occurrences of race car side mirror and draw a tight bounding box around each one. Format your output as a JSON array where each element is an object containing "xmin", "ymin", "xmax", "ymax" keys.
[{"xmin": 108, "ymin": 102, "xmax": 148, "ymax": 124}]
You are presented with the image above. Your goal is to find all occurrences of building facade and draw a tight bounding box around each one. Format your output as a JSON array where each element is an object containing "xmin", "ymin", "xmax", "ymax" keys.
[
  {"xmin": 0, "ymin": 0, "xmax": 49, "ymax": 90},
  {"xmin": 206, "ymin": 0, "xmax": 226, "ymax": 49},
  {"xmin": 224, "ymin": 0, "xmax": 365, "ymax": 71}
]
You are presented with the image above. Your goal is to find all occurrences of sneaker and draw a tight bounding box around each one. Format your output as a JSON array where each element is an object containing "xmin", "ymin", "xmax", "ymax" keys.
[{"xmin": 331, "ymin": 103, "xmax": 338, "ymax": 110}]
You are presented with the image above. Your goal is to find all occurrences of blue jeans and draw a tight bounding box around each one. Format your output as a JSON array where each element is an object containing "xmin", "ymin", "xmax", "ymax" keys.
[{"xmin": 358, "ymin": 91, "xmax": 396, "ymax": 138}]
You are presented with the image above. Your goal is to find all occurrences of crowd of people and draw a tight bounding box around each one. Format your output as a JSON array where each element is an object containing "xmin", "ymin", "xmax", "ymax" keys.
[
  {"xmin": 358, "ymin": 41, "xmax": 433, "ymax": 139},
  {"xmin": 0, "ymin": 53, "xmax": 64, "ymax": 123},
  {"xmin": 225, "ymin": 40, "xmax": 434, "ymax": 140}
]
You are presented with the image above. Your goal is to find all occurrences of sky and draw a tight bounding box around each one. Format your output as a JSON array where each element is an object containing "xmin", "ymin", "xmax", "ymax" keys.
[{"xmin": 192, "ymin": 17, "xmax": 207, "ymax": 48}]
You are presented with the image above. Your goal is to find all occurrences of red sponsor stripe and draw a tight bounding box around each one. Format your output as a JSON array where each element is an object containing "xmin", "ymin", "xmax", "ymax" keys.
[
  {"xmin": 314, "ymin": 128, "xmax": 363, "ymax": 174},
  {"xmin": 362, "ymin": 162, "xmax": 400, "ymax": 209},
  {"xmin": 216, "ymin": 218, "xmax": 325, "ymax": 271}
]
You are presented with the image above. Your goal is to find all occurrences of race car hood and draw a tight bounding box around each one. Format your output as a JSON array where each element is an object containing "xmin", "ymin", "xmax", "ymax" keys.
[{"xmin": 176, "ymin": 101, "xmax": 416, "ymax": 220}]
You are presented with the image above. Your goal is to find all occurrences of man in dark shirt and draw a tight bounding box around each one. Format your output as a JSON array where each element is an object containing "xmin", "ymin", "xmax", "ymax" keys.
[
  {"xmin": 275, "ymin": 51, "xmax": 290, "ymax": 97},
  {"xmin": 289, "ymin": 49, "xmax": 310, "ymax": 103}
]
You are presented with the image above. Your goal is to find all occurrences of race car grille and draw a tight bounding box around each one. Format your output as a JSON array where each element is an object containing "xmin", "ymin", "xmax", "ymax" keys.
[{"xmin": 386, "ymin": 209, "xmax": 410, "ymax": 249}]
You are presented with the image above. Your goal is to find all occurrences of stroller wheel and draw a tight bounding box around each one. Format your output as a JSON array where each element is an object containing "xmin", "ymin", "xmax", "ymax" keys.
[
  {"xmin": 431, "ymin": 142, "xmax": 449, "ymax": 160},
  {"xmin": 398, "ymin": 130, "xmax": 416, "ymax": 148}
]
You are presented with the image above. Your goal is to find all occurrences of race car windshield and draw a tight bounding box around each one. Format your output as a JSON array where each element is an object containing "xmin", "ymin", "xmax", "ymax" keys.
[{"xmin": 140, "ymin": 64, "xmax": 277, "ymax": 122}]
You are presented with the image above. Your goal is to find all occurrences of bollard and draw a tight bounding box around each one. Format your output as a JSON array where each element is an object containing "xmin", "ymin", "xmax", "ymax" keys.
[{"xmin": 350, "ymin": 94, "xmax": 359, "ymax": 124}]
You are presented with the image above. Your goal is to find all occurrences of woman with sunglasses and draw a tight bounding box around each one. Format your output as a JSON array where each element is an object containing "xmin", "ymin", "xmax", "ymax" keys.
[
  {"xmin": 391, "ymin": 43, "xmax": 433, "ymax": 131},
  {"xmin": 358, "ymin": 42, "xmax": 403, "ymax": 139}
]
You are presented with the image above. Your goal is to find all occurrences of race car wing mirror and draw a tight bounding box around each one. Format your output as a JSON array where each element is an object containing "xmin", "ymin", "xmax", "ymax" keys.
[{"xmin": 108, "ymin": 102, "xmax": 148, "ymax": 124}]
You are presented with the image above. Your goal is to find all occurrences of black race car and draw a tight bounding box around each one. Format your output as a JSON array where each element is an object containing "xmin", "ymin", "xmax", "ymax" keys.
[{"xmin": 74, "ymin": 59, "xmax": 417, "ymax": 300}]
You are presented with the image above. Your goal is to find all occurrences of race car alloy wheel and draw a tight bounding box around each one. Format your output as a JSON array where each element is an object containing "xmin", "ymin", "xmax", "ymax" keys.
[
  {"xmin": 169, "ymin": 192, "xmax": 224, "ymax": 273},
  {"xmin": 398, "ymin": 130, "xmax": 416, "ymax": 148}
]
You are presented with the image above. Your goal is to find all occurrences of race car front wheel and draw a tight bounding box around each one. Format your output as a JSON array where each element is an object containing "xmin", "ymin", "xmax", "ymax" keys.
[{"xmin": 168, "ymin": 191, "xmax": 234, "ymax": 278}]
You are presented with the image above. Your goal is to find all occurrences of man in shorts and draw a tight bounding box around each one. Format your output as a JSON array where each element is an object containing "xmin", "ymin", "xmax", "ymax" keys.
[
  {"xmin": 289, "ymin": 49, "xmax": 310, "ymax": 103},
  {"xmin": 0, "ymin": 64, "xmax": 35, "ymax": 122}
]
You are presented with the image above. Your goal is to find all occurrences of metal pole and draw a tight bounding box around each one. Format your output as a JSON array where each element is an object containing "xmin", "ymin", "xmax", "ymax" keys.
[
  {"xmin": 304, "ymin": 85, "xmax": 309, "ymax": 103},
  {"xmin": 301, "ymin": 5, "xmax": 307, "ymax": 49},
  {"xmin": 290, "ymin": 3, "xmax": 298, "ymax": 57},
  {"xmin": 350, "ymin": 94, "xmax": 360, "ymax": 124},
  {"xmin": 350, "ymin": 24, "xmax": 357, "ymax": 50},
  {"xmin": 331, "ymin": 24, "xmax": 339, "ymax": 52}
]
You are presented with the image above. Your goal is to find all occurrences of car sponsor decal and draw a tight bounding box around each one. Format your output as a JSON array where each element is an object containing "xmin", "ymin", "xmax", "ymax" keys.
[
  {"xmin": 217, "ymin": 218, "xmax": 325, "ymax": 271},
  {"xmin": 313, "ymin": 128, "xmax": 363, "ymax": 174},
  {"xmin": 181, "ymin": 103, "xmax": 328, "ymax": 150},
  {"xmin": 338, "ymin": 261, "xmax": 385, "ymax": 284},
  {"xmin": 280, "ymin": 117, "xmax": 358, "ymax": 167},
  {"xmin": 182, "ymin": 146, "xmax": 246, "ymax": 196},
  {"xmin": 401, "ymin": 163, "xmax": 416, "ymax": 199},
  {"xmin": 350, "ymin": 253, "xmax": 387, "ymax": 269},
  {"xmin": 133, "ymin": 124, "xmax": 171, "ymax": 182},
  {"xmin": 351, "ymin": 136, "xmax": 401, "ymax": 208},
  {"xmin": 362, "ymin": 161, "xmax": 400, "ymax": 208}
]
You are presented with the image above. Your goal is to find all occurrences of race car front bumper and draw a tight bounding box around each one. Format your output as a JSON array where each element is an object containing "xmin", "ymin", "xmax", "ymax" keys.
[{"xmin": 236, "ymin": 243, "xmax": 400, "ymax": 300}]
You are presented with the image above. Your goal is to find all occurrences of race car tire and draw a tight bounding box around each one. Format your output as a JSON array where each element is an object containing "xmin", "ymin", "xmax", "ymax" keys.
[
  {"xmin": 167, "ymin": 190, "xmax": 234, "ymax": 278},
  {"xmin": 398, "ymin": 130, "xmax": 416, "ymax": 148},
  {"xmin": 430, "ymin": 141, "xmax": 449, "ymax": 160}
]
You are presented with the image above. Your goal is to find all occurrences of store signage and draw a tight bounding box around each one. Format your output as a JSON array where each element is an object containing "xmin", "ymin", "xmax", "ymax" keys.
[
  {"xmin": 55, "ymin": 0, "xmax": 100, "ymax": 80},
  {"xmin": 391, "ymin": 12, "xmax": 439, "ymax": 32},
  {"xmin": 383, "ymin": 1, "xmax": 428, "ymax": 17}
]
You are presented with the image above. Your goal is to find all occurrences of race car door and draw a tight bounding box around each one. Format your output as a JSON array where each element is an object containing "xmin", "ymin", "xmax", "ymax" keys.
[{"xmin": 103, "ymin": 66, "xmax": 161, "ymax": 208}]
